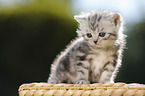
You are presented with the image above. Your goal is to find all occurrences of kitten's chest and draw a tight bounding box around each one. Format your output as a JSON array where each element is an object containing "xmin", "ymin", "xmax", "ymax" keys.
[{"xmin": 87, "ymin": 49, "xmax": 114, "ymax": 74}]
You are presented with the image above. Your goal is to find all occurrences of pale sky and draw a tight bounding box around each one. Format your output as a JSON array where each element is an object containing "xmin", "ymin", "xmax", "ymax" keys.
[{"xmin": 71, "ymin": 0, "xmax": 145, "ymax": 24}]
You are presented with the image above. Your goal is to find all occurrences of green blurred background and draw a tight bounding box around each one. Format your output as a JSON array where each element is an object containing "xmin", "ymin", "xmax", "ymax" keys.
[{"xmin": 0, "ymin": 0, "xmax": 145, "ymax": 96}]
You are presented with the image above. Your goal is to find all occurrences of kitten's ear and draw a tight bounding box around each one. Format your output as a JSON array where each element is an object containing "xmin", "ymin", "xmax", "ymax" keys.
[
  {"xmin": 111, "ymin": 13, "xmax": 121, "ymax": 26},
  {"xmin": 74, "ymin": 15, "xmax": 86, "ymax": 23}
]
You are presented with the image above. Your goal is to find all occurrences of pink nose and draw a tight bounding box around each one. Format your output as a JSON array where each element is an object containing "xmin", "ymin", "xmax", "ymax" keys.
[{"xmin": 93, "ymin": 40, "xmax": 98, "ymax": 44}]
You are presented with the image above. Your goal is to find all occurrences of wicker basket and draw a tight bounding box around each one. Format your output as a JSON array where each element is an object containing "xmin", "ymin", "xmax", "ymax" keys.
[{"xmin": 19, "ymin": 83, "xmax": 145, "ymax": 96}]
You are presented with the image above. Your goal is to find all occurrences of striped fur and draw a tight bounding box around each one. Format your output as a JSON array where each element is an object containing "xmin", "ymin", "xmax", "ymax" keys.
[{"xmin": 48, "ymin": 10, "xmax": 126, "ymax": 84}]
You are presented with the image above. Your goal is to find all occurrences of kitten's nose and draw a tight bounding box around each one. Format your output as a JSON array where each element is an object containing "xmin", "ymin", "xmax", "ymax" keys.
[{"xmin": 93, "ymin": 40, "xmax": 98, "ymax": 44}]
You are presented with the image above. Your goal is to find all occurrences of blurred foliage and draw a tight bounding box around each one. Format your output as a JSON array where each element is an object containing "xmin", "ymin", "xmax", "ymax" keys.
[
  {"xmin": 116, "ymin": 21, "xmax": 145, "ymax": 84},
  {"xmin": 0, "ymin": 0, "xmax": 72, "ymax": 20},
  {"xmin": 0, "ymin": 0, "xmax": 76, "ymax": 96}
]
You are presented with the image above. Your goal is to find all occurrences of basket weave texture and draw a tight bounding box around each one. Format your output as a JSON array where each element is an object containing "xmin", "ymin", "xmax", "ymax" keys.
[{"xmin": 19, "ymin": 83, "xmax": 145, "ymax": 96}]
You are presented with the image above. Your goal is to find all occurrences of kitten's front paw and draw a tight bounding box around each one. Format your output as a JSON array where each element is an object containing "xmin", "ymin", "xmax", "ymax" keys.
[
  {"xmin": 76, "ymin": 79, "xmax": 90, "ymax": 84},
  {"xmin": 48, "ymin": 79, "xmax": 59, "ymax": 84},
  {"xmin": 99, "ymin": 80, "xmax": 114, "ymax": 83}
]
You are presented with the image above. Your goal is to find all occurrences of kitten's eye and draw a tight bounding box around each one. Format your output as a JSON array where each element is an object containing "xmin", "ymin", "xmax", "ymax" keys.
[
  {"xmin": 86, "ymin": 33, "xmax": 92, "ymax": 38},
  {"xmin": 99, "ymin": 33, "xmax": 106, "ymax": 37}
]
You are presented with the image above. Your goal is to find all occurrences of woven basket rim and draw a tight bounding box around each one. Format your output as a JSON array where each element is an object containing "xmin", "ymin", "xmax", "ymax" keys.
[{"xmin": 19, "ymin": 82, "xmax": 145, "ymax": 91}]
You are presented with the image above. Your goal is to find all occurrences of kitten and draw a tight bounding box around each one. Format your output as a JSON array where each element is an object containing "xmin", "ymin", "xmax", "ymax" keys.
[{"xmin": 47, "ymin": 10, "xmax": 126, "ymax": 84}]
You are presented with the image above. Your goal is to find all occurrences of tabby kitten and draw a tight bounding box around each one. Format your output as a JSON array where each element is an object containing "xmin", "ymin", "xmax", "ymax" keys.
[{"xmin": 48, "ymin": 10, "xmax": 126, "ymax": 84}]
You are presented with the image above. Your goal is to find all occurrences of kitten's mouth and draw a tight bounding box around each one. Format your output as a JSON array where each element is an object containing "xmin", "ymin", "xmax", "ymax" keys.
[{"xmin": 94, "ymin": 42, "xmax": 100, "ymax": 46}]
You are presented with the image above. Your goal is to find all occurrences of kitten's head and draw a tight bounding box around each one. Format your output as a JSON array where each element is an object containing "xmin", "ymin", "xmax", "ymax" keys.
[{"xmin": 74, "ymin": 10, "xmax": 124, "ymax": 48}]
